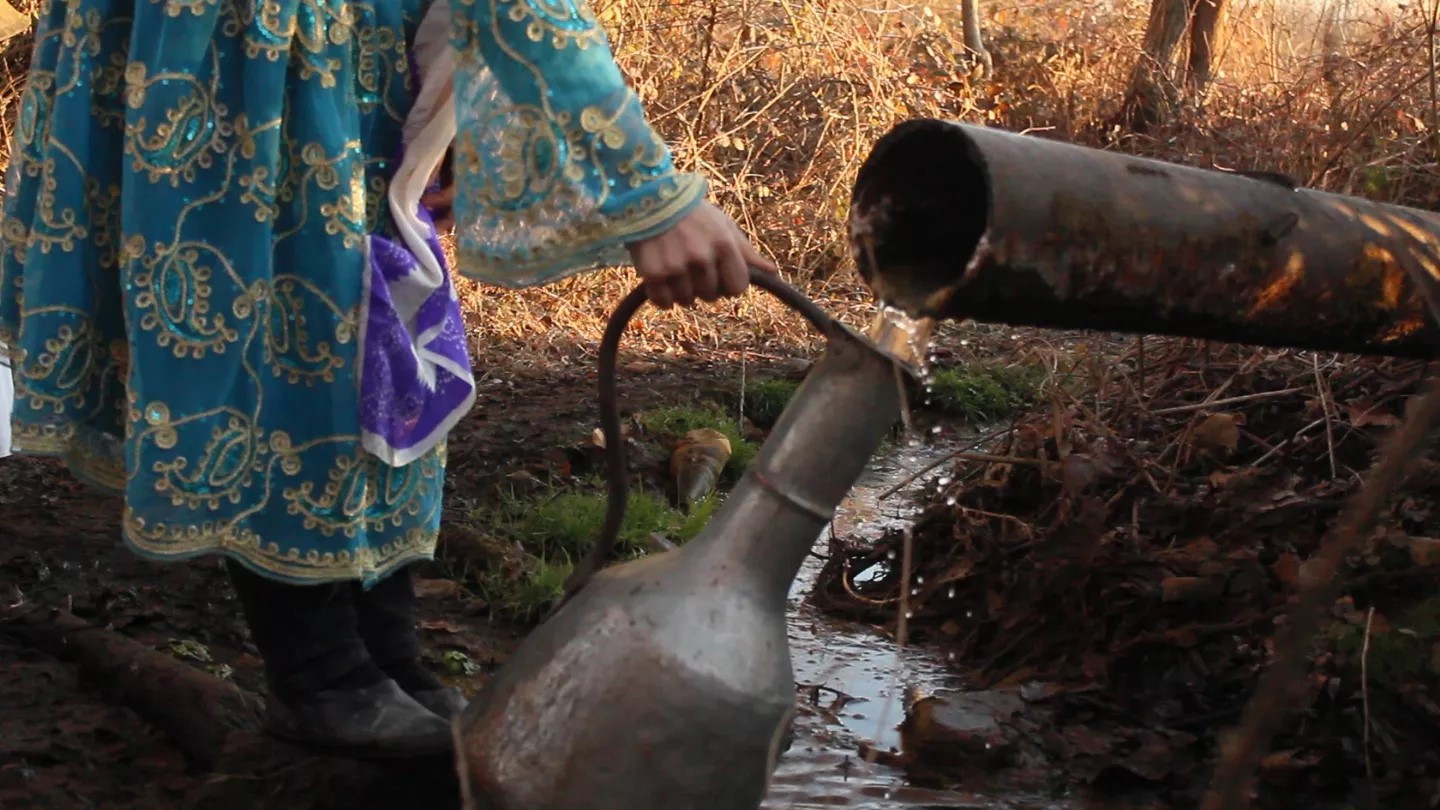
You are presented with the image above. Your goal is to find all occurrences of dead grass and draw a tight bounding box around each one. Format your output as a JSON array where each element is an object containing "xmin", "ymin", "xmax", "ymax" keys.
[{"xmin": 1, "ymin": 0, "xmax": 1438, "ymax": 372}]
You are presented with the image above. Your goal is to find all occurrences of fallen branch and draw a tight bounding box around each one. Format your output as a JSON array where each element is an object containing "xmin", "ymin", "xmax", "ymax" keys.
[
  {"xmin": 2, "ymin": 608, "xmax": 261, "ymax": 769},
  {"xmin": 2, "ymin": 608, "xmax": 463, "ymax": 809},
  {"xmin": 951, "ymin": 451, "xmax": 1052, "ymax": 468},
  {"xmin": 1149, "ymin": 386, "xmax": 1307, "ymax": 415}
]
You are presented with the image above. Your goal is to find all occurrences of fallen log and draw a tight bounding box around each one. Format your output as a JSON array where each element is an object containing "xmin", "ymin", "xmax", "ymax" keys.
[
  {"xmin": 3, "ymin": 608, "xmax": 464, "ymax": 809},
  {"xmin": 3, "ymin": 608, "xmax": 260, "ymax": 769}
]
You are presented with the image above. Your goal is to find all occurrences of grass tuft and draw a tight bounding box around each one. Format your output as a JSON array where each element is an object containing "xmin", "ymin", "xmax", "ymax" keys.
[{"xmin": 471, "ymin": 486, "xmax": 722, "ymax": 621}]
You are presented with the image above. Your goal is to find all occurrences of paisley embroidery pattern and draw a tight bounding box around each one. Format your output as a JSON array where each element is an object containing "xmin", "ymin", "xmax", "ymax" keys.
[
  {"xmin": 447, "ymin": 0, "xmax": 708, "ymax": 287},
  {"xmin": 1, "ymin": 0, "xmax": 440, "ymax": 586},
  {"xmin": 1, "ymin": 0, "xmax": 703, "ymax": 585}
]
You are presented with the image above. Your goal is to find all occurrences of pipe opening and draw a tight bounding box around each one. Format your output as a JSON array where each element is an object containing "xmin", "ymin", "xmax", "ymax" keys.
[{"xmin": 850, "ymin": 120, "xmax": 989, "ymax": 317}]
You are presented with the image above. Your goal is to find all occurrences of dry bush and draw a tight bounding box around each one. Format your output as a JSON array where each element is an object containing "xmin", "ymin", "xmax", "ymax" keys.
[
  {"xmin": 0, "ymin": 0, "xmax": 1438, "ymax": 371},
  {"xmin": 975, "ymin": 0, "xmax": 1439, "ymax": 206}
]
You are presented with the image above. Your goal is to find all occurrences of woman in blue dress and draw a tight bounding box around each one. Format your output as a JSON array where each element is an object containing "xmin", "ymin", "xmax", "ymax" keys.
[{"xmin": 1, "ymin": 0, "xmax": 773, "ymax": 757}]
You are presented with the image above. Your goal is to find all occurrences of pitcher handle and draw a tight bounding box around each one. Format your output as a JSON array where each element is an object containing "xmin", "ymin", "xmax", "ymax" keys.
[{"xmin": 550, "ymin": 268, "xmax": 839, "ymax": 615}]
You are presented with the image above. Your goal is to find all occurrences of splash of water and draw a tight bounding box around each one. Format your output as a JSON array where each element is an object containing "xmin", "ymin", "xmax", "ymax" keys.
[{"xmin": 866, "ymin": 304, "xmax": 937, "ymax": 446}]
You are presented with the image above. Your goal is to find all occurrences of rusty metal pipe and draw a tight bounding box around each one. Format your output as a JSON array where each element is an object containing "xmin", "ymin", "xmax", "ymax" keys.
[{"xmin": 848, "ymin": 119, "xmax": 1440, "ymax": 358}]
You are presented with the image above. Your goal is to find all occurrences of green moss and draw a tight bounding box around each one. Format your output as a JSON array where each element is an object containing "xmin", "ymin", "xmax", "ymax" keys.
[
  {"xmin": 476, "ymin": 556, "xmax": 574, "ymax": 624},
  {"xmin": 475, "ymin": 485, "xmax": 721, "ymax": 622},
  {"xmin": 450, "ymin": 395, "xmax": 766, "ymax": 624},
  {"xmin": 741, "ymin": 377, "xmax": 801, "ymax": 429},
  {"xmin": 495, "ymin": 488, "xmax": 680, "ymax": 559},
  {"xmin": 678, "ymin": 493, "xmax": 721, "ymax": 541},
  {"xmin": 1328, "ymin": 594, "xmax": 1440, "ymax": 688},
  {"xmin": 924, "ymin": 363, "xmax": 1045, "ymax": 424},
  {"xmin": 640, "ymin": 403, "xmax": 731, "ymax": 436}
]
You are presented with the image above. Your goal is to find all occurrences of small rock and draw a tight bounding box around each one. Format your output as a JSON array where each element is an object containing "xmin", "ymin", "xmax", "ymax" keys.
[
  {"xmin": 899, "ymin": 689, "xmax": 1028, "ymax": 770},
  {"xmin": 1298, "ymin": 558, "xmax": 1329, "ymax": 590},
  {"xmin": 1160, "ymin": 576, "xmax": 1223, "ymax": 603},
  {"xmin": 414, "ymin": 577, "xmax": 463, "ymax": 600},
  {"xmin": 1404, "ymin": 537, "xmax": 1440, "ymax": 567},
  {"xmin": 781, "ymin": 357, "xmax": 812, "ymax": 376},
  {"xmin": 1270, "ymin": 552, "xmax": 1301, "ymax": 587}
]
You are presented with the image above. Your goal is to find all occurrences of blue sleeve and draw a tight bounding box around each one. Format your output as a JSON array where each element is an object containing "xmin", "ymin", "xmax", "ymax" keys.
[{"xmin": 447, "ymin": 0, "xmax": 708, "ymax": 287}]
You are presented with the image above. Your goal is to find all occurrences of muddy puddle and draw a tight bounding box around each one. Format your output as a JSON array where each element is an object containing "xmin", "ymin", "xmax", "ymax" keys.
[{"xmin": 764, "ymin": 438, "xmax": 1072, "ymax": 810}]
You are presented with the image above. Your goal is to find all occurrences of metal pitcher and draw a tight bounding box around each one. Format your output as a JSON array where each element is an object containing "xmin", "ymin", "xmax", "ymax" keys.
[{"xmin": 453, "ymin": 288, "xmax": 930, "ymax": 810}]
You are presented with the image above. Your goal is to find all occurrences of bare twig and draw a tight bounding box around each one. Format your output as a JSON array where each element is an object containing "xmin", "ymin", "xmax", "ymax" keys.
[
  {"xmin": 952, "ymin": 451, "xmax": 1053, "ymax": 468},
  {"xmin": 1150, "ymin": 386, "xmax": 1306, "ymax": 415},
  {"xmin": 1361, "ymin": 605, "xmax": 1376, "ymax": 786},
  {"xmin": 1314, "ymin": 354, "xmax": 1339, "ymax": 480},
  {"xmin": 878, "ymin": 426, "xmax": 1012, "ymax": 500},
  {"xmin": 838, "ymin": 557, "xmax": 900, "ymax": 607},
  {"xmin": 897, "ymin": 526, "xmax": 914, "ymax": 648},
  {"xmin": 1252, "ymin": 417, "xmax": 1327, "ymax": 467},
  {"xmin": 1428, "ymin": 0, "xmax": 1440, "ymax": 162}
]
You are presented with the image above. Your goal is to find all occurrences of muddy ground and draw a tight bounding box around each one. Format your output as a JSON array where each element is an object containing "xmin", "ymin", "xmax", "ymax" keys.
[
  {"xmin": 0, "ymin": 353, "xmax": 818, "ymax": 809},
  {"xmin": 12, "ymin": 327, "xmax": 1440, "ymax": 810}
]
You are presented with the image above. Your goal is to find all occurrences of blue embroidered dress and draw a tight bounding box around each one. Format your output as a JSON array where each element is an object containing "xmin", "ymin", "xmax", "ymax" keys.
[{"xmin": 0, "ymin": 0, "xmax": 705, "ymax": 585}]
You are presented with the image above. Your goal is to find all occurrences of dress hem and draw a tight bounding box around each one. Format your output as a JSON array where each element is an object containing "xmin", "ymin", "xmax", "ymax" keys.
[
  {"xmin": 6, "ymin": 436, "xmax": 438, "ymax": 589},
  {"xmin": 121, "ymin": 530, "xmax": 435, "ymax": 590}
]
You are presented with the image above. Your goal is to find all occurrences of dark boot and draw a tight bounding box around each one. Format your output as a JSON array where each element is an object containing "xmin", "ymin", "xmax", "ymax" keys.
[
  {"xmin": 354, "ymin": 563, "xmax": 468, "ymax": 720},
  {"xmin": 225, "ymin": 560, "xmax": 453, "ymax": 757}
]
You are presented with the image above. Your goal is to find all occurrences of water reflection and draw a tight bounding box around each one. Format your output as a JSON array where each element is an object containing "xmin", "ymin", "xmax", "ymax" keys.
[{"xmin": 765, "ymin": 440, "xmax": 1075, "ymax": 809}]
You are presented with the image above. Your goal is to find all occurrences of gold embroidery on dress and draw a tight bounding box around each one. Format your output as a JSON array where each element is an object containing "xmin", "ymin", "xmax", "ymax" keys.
[
  {"xmin": 130, "ymin": 239, "xmax": 242, "ymax": 359},
  {"xmin": 265, "ymin": 275, "xmax": 351, "ymax": 384},
  {"xmin": 448, "ymin": 0, "xmax": 708, "ymax": 282},
  {"xmin": 2, "ymin": 0, "xmax": 443, "ymax": 584}
]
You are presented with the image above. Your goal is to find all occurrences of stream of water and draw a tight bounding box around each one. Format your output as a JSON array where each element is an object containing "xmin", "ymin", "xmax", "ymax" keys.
[{"xmin": 762, "ymin": 440, "xmax": 1072, "ymax": 810}]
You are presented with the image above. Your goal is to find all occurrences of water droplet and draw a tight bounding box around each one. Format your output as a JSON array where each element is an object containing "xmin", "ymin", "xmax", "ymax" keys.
[
  {"xmin": 886, "ymin": 549, "xmax": 897, "ymax": 560},
  {"xmin": 905, "ymin": 611, "xmax": 913, "ymax": 619},
  {"xmin": 916, "ymin": 575, "xmax": 925, "ymax": 584},
  {"xmin": 966, "ymin": 610, "xmax": 974, "ymax": 618},
  {"xmin": 930, "ymin": 425, "xmax": 942, "ymax": 434},
  {"xmin": 937, "ymin": 476, "xmax": 952, "ymax": 486},
  {"xmin": 945, "ymin": 496, "xmax": 957, "ymax": 506},
  {"xmin": 947, "ymin": 586, "xmax": 956, "ymax": 598}
]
